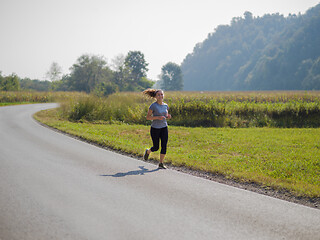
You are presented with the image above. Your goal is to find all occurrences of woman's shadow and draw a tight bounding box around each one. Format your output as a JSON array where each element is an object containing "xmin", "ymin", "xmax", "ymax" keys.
[{"xmin": 101, "ymin": 166, "xmax": 160, "ymax": 178}]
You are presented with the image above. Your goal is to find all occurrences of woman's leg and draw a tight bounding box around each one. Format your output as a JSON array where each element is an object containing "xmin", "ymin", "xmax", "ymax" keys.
[
  {"xmin": 160, "ymin": 154, "xmax": 165, "ymax": 163},
  {"xmin": 148, "ymin": 127, "xmax": 160, "ymax": 154},
  {"xmin": 159, "ymin": 127, "xmax": 168, "ymax": 163}
]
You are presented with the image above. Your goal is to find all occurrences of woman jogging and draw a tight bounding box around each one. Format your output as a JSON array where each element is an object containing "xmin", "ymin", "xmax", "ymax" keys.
[{"xmin": 143, "ymin": 89, "xmax": 171, "ymax": 169}]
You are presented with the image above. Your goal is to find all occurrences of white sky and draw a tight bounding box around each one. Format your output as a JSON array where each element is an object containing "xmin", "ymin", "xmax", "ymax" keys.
[{"xmin": 0, "ymin": 0, "xmax": 319, "ymax": 81}]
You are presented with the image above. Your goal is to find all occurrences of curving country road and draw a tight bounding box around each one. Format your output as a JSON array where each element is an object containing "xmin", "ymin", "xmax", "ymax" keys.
[{"xmin": 0, "ymin": 103, "xmax": 319, "ymax": 240}]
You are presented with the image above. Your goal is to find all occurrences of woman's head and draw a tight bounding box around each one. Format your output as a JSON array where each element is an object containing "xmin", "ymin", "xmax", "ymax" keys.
[{"xmin": 143, "ymin": 89, "xmax": 164, "ymax": 99}]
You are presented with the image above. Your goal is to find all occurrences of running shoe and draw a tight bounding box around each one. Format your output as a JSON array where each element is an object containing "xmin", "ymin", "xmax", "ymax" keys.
[
  {"xmin": 143, "ymin": 149, "xmax": 149, "ymax": 160},
  {"xmin": 158, "ymin": 163, "xmax": 167, "ymax": 169}
]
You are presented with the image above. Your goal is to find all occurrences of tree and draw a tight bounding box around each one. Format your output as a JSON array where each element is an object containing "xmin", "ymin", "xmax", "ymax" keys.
[
  {"xmin": 112, "ymin": 50, "xmax": 153, "ymax": 91},
  {"xmin": 94, "ymin": 82, "xmax": 118, "ymax": 97},
  {"xmin": 160, "ymin": 62, "xmax": 183, "ymax": 91},
  {"xmin": 20, "ymin": 78, "xmax": 51, "ymax": 91},
  {"xmin": 302, "ymin": 57, "xmax": 320, "ymax": 89},
  {"xmin": 46, "ymin": 62, "xmax": 62, "ymax": 82},
  {"xmin": 111, "ymin": 54, "xmax": 125, "ymax": 72},
  {"xmin": 124, "ymin": 51, "xmax": 149, "ymax": 82},
  {"xmin": 0, "ymin": 74, "xmax": 20, "ymax": 91},
  {"xmin": 111, "ymin": 54, "xmax": 131, "ymax": 91},
  {"xmin": 244, "ymin": 11, "xmax": 253, "ymax": 22},
  {"xmin": 66, "ymin": 54, "xmax": 113, "ymax": 93}
]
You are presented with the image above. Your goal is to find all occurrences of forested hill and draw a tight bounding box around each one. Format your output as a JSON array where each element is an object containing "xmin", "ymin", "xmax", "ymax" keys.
[{"xmin": 181, "ymin": 3, "xmax": 320, "ymax": 91}]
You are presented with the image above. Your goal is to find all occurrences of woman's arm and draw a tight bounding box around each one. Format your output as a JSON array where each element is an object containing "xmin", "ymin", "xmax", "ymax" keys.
[
  {"xmin": 166, "ymin": 108, "xmax": 172, "ymax": 119},
  {"xmin": 146, "ymin": 109, "xmax": 165, "ymax": 120}
]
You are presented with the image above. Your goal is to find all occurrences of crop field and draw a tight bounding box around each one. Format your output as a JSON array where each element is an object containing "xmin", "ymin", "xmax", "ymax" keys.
[
  {"xmin": 60, "ymin": 91, "xmax": 320, "ymax": 128},
  {"xmin": 33, "ymin": 91, "xmax": 320, "ymax": 199}
]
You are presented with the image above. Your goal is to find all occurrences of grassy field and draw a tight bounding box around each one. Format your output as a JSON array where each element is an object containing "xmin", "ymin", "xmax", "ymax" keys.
[{"xmin": 35, "ymin": 108, "xmax": 320, "ymax": 198}]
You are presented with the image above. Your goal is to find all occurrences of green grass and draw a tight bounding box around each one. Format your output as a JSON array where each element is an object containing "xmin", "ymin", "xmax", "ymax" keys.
[
  {"xmin": 0, "ymin": 102, "xmax": 34, "ymax": 106},
  {"xmin": 34, "ymin": 108, "xmax": 320, "ymax": 198}
]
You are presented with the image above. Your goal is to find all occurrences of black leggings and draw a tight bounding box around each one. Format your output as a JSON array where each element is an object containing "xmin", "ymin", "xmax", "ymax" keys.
[{"xmin": 150, "ymin": 127, "xmax": 168, "ymax": 154}]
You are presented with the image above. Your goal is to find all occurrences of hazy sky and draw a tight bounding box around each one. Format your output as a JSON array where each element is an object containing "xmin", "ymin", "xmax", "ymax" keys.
[{"xmin": 0, "ymin": 0, "xmax": 319, "ymax": 81}]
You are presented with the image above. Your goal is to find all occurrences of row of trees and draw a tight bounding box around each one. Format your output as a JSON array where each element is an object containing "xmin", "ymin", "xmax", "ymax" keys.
[
  {"xmin": 1, "ymin": 51, "xmax": 184, "ymax": 94},
  {"xmin": 51, "ymin": 51, "xmax": 153, "ymax": 95},
  {"xmin": 181, "ymin": 3, "xmax": 320, "ymax": 90}
]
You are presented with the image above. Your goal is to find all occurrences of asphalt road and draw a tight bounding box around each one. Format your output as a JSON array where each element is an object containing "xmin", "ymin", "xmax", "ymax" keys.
[{"xmin": 0, "ymin": 103, "xmax": 320, "ymax": 240}]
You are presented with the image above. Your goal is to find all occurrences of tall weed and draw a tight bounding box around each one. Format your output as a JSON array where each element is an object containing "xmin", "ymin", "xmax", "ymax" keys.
[{"xmin": 60, "ymin": 91, "xmax": 320, "ymax": 128}]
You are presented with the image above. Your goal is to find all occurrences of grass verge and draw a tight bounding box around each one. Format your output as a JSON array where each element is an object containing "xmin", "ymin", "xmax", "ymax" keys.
[
  {"xmin": 34, "ymin": 108, "xmax": 320, "ymax": 199},
  {"xmin": 0, "ymin": 102, "xmax": 34, "ymax": 106}
]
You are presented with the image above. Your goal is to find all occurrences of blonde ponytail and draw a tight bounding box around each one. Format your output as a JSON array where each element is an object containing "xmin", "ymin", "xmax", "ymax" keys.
[{"xmin": 142, "ymin": 89, "xmax": 162, "ymax": 98}]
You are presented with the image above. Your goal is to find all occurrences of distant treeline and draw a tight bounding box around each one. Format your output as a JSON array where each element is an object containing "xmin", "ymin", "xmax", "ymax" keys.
[
  {"xmin": 182, "ymin": 3, "xmax": 320, "ymax": 91},
  {"xmin": 0, "ymin": 51, "xmax": 153, "ymax": 95},
  {"xmin": 1, "ymin": 50, "xmax": 184, "ymax": 94}
]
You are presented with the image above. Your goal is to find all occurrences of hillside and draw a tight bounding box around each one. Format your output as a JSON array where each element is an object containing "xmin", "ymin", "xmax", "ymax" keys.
[{"xmin": 181, "ymin": 3, "xmax": 320, "ymax": 91}]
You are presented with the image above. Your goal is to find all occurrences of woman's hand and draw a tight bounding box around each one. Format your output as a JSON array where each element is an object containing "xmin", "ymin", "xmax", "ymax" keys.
[
  {"xmin": 146, "ymin": 109, "xmax": 153, "ymax": 120},
  {"xmin": 166, "ymin": 114, "xmax": 172, "ymax": 119}
]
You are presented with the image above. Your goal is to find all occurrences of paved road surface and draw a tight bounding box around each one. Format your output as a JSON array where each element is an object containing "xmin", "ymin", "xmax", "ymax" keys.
[{"xmin": 0, "ymin": 103, "xmax": 319, "ymax": 240}]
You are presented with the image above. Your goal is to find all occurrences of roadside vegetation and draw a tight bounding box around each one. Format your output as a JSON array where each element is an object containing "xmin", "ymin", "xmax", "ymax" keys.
[
  {"xmin": 59, "ymin": 91, "xmax": 320, "ymax": 128},
  {"xmin": 32, "ymin": 91, "xmax": 320, "ymax": 198},
  {"xmin": 0, "ymin": 91, "xmax": 85, "ymax": 106}
]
